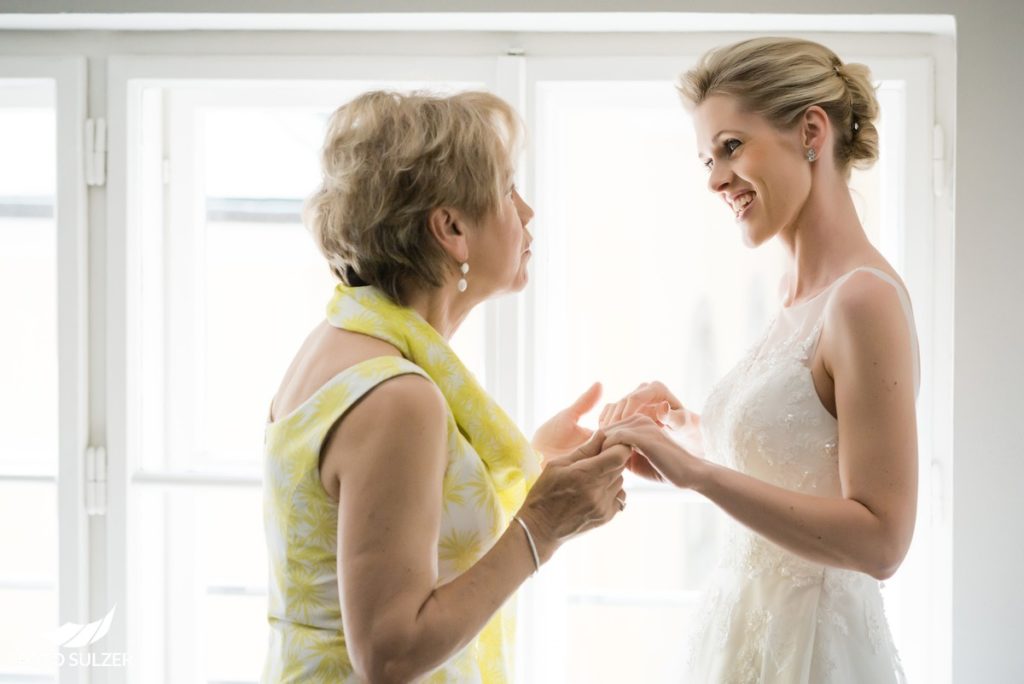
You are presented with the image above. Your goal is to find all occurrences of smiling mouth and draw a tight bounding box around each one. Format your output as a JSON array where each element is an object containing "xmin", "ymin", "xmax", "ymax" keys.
[{"xmin": 730, "ymin": 192, "xmax": 756, "ymax": 220}]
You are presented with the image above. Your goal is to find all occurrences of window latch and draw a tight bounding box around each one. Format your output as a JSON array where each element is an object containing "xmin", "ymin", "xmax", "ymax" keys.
[{"xmin": 85, "ymin": 118, "xmax": 107, "ymax": 187}]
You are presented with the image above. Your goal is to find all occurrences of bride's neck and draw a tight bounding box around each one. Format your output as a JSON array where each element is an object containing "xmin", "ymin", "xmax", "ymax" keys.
[{"xmin": 778, "ymin": 180, "xmax": 873, "ymax": 301}]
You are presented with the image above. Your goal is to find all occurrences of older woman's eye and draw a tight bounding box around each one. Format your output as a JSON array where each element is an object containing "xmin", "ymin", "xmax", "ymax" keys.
[{"xmin": 724, "ymin": 138, "xmax": 742, "ymax": 155}]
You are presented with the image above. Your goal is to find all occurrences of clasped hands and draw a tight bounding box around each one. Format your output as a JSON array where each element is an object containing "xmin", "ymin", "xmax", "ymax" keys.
[
  {"xmin": 532, "ymin": 380, "xmax": 705, "ymax": 490},
  {"xmin": 519, "ymin": 380, "xmax": 706, "ymax": 561}
]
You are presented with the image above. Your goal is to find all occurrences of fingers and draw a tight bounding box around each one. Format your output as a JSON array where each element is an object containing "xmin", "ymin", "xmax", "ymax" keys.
[
  {"xmin": 621, "ymin": 382, "xmax": 653, "ymax": 421},
  {"xmin": 565, "ymin": 428, "xmax": 606, "ymax": 463},
  {"xmin": 657, "ymin": 403, "xmax": 688, "ymax": 430},
  {"xmin": 573, "ymin": 443, "xmax": 631, "ymax": 476},
  {"xmin": 600, "ymin": 381, "xmax": 685, "ymax": 428},
  {"xmin": 601, "ymin": 427, "xmax": 632, "ymax": 452},
  {"xmin": 567, "ymin": 382, "xmax": 602, "ymax": 419},
  {"xmin": 603, "ymin": 413, "xmax": 658, "ymax": 433},
  {"xmin": 648, "ymin": 381, "xmax": 683, "ymax": 410},
  {"xmin": 601, "ymin": 422, "xmax": 652, "ymax": 456}
]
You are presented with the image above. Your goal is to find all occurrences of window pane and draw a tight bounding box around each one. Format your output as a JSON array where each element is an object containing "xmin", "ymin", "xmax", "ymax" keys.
[
  {"xmin": 0, "ymin": 481, "xmax": 58, "ymax": 680},
  {"xmin": 531, "ymin": 77, "xmax": 902, "ymax": 682},
  {"xmin": 0, "ymin": 587, "xmax": 58, "ymax": 680},
  {"xmin": 133, "ymin": 486, "xmax": 267, "ymax": 683},
  {"xmin": 138, "ymin": 84, "xmax": 488, "ymax": 473},
  {"xmin": 0, "ymin": 481, "xmax": 58, "ymax": 582},
  {"xmin": 534, "ymin": 81, "xmax": 785, "ymax": 419},
  {"xmin": 0, "ymin": 84, "xmax": 57, "ymax": 471},
  {"xmin": 0, "ymin": 80, "xmax": 58, "ymax": 684},
  {"xmin": 203, "ymin": 218, "xmax": 337, "ymax": 465},
  {"xmin": 202, "ymin": 593, "xmax": 267, "ymax": 684},
  {"xmin": 565, "ymin": 493, "xmax": 722, "ymax": 595},
  {"xmin": 567, "ymin": 602, "xmax": 693, "ymax": 683}
]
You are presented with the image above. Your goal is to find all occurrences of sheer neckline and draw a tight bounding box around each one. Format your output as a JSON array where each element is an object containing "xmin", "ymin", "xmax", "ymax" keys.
[{"xmin": 779, "ymin": 266, "xmax": 883, "ymax": 311}]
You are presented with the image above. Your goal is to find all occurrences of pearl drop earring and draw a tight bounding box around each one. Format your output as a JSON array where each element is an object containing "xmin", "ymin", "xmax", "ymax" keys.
[
  {"xmin": 806, "ymin": 148, "xmax": 818, "ymax": 162},
  {"xmin": 457, "ymin": 262, "xmax": 470, "ymax": 292}
]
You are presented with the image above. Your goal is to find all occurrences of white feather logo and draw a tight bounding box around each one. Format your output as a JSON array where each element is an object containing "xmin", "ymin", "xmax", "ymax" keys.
[{"xmin": 52, "ymin": 605, "xmax": 117, "ymax": 648}]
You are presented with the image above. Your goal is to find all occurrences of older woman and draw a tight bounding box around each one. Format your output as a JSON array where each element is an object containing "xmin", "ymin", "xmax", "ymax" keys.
[
  {"xmin": 602, "ymin": 38, "xmax": 919, "ymax": 682},
  {"xmin": 262, "ymin": 90, "xmax": 628, "ymax": 683}
]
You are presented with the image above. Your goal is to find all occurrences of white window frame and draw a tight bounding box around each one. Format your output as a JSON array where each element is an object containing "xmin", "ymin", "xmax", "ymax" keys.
[
  {"xmin": 0, "ymin": 56, "xmax": 89, "ymax": 684},
  {"xmin": 82, "ymin": 28, "xmax": 952, "ymax": 684}
]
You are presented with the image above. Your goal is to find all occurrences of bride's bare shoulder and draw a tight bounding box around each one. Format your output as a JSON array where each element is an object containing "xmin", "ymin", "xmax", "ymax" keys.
[{"xmin": 822, "ymin": 267, "xmax": 914, "ymax": 368}]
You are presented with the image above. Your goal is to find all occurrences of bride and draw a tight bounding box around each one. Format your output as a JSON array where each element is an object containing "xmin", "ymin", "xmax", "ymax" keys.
[{"xmin": 601, "ymin": 38, "xmax": 918, "ymax": 682}]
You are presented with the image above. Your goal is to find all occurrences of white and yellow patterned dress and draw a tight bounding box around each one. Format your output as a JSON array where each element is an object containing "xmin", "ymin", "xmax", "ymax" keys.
[{"xmin": 263, "ymin": 286, "xmax": 536, "ymax": 683}]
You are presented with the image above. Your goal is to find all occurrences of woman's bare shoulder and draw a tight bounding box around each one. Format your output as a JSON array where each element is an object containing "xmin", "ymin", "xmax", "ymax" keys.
[
  {"xmin": 822, "ymin": 264, "xmax": 914, "ymax": 369},
  {"xmin": 270, "ymin": 321, "xmax": 403, "ymax": 422}
]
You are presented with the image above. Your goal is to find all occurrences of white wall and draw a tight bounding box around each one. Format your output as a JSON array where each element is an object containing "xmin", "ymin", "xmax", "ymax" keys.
[{"xmin": 1, "ymin": 0, "xmax": 1021, "ymax": 680}]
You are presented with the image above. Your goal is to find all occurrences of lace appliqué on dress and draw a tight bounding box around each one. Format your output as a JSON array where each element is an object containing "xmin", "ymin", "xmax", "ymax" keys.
[{"xmin": 688, "ymin": 277, "xmax": 909, "ymax": 683}]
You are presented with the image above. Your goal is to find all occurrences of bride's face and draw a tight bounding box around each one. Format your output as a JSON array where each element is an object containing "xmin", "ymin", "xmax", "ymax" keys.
[{"xmin": 692, "ymin": 94, "xmax": 811, "ymax": 247}]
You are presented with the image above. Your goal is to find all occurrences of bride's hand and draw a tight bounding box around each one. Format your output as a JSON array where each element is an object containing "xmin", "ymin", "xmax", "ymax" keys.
[
  {"xmin": 532, "ymin": 382, "xmax": 602, "ymax": 462},
  {"xmin": 599, "ymin": 381, "xmax": 703, "ymax": 457},
  {"xmin": 599, "ymin": 380, "xmax": 690, "ymax": 429},
  {"xmin": 602, "ymin": 414, "xmax": 707, "ymax": 489}
]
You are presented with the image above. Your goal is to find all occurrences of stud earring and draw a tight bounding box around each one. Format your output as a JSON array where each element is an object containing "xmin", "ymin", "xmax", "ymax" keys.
[
  {"xmin": 457, "ymin": 262, "xmax": 470, "ymax": 292},
  {"xmin": 806, "ymin": 148, "xmax": 818, "ymax": 163}
]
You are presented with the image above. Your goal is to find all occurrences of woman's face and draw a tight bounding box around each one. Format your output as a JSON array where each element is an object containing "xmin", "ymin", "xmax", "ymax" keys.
[
  {"xmin": 467, "ymin": 183, "xmax": 535, "ymax": 295},
  {"xmin": 692, "ymin": 94, "xmax": 811, "ymax": 247}
]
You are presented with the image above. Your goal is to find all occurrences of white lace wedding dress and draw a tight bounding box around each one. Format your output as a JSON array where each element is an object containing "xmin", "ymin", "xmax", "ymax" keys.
[{"xmin": 687, "ymin": 267, "xmax": 918, "ymax": 683}]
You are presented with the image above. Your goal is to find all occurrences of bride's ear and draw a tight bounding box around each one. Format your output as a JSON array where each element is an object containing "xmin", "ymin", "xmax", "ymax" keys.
[
  {"xmin": 427, "ymin": 206, "xmax": 469, "ymax": 264},
  {"xmin": 800, "ymin": 105, "xmax": 831, "ymax": 160}
]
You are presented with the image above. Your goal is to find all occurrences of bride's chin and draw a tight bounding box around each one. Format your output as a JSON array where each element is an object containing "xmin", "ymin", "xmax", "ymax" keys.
[{"xmin": 741, "ymin": 224, "xmax": 776, "ymax": 249}]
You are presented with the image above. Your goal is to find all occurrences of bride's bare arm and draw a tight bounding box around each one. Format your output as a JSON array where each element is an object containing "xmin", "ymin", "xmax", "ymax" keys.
[
  {"xmin": 329, "ymin": 375, "xmax": 629, "ymax": 683},
  {"xmin": 604, "ymin": 278, "xmax": 917, "ymax": 580}
]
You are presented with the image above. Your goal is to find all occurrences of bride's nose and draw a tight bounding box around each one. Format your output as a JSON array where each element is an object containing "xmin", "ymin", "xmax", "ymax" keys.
[{"xmin": 707, "ymin": 162, "xmax": 732, "ymax": 194}]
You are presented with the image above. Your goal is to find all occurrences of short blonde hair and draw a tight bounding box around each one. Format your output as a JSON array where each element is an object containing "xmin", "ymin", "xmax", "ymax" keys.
[
  {"xmin": 678, "ymin": 37, "xmax": 880, "ymax": 174},
  {"xmin": 305, "ymin": 90, "xmax": 522, "ymax": 303}
]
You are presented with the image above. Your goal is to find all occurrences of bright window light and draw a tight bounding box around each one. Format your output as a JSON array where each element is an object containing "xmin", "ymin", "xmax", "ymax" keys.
[{"xmin": 0, "ymin": 80, "xmax": 58, "ymax": 682}]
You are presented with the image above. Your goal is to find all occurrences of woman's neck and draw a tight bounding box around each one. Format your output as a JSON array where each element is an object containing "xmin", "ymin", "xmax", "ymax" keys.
[
  {"xmin": 402, "ymin": 283, "xmax": 478, "ymax": 341},
  {"xmin": 777, "ymin": 177, "xmax": 876, "ymax": 304}
]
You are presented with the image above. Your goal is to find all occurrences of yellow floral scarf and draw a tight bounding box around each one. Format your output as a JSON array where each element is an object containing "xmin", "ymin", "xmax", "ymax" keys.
[{"xmin": 326, "ymin": 283, "xmax": 541, "ymax": 515}]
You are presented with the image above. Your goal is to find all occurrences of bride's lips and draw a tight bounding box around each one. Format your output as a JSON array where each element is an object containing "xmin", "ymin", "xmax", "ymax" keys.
[{"xmin": 729, "ymin": 192, "xmax": 756, "ymax": 222}]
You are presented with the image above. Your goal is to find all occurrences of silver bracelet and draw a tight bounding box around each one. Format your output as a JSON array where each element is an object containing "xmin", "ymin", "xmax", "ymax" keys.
[{"xmin": 513, "ymin": 515, "xmax": 541, "ymax": 574}]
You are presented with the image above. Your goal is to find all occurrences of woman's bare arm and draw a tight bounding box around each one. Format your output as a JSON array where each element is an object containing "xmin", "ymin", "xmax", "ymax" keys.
[
  {"xmin": 329, "ymin": 375, "xmax": 628, "ymax": 682},
  {"xmin": 604, "ymin": 275, "xmax": 918, "ymax": 579}
]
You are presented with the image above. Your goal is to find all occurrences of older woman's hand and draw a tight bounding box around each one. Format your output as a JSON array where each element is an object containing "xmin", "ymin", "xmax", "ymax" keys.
[
  {"xmin": 517, "ymin": 429, "xmax": 630, "ymax": 564},
  {"xmin": 531, "ymin": 382, "xmax": 602, "ymax": 462},
  {"xmin": 602, "ymin": 414, "xmax": 707, "ymax": 490}
]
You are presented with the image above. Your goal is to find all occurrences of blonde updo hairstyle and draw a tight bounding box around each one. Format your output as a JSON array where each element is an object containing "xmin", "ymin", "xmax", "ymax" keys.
[
  {"xmin": 306, "ymin": 90, "xmax": 522, "ymax": 303},
  {"xmin": 678, "ymin": 37, "xmax": 880, "ymax": 176}
]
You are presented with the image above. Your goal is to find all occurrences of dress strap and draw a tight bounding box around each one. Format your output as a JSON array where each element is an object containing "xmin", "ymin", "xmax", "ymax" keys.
[{"xmin": 821, "ymin": 267, "xmax": 921, "ymax": 395}]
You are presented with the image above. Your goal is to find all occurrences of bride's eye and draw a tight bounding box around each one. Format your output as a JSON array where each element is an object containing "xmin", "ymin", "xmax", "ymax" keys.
[
  {"xmin": 724, "ymin": 138, "xmax": 742, "ymax": 155},
  {"xmin": 702, "ymin": 157, "xmax": 714, "ymax": 172}
]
